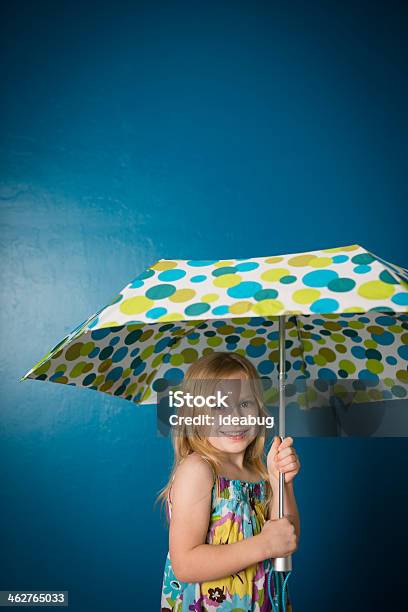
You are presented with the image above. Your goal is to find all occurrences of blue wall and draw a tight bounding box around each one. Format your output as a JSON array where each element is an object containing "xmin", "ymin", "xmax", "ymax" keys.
[{"xmin": 2, "ymin": 1, "xmax": 407, "ymax": 610}]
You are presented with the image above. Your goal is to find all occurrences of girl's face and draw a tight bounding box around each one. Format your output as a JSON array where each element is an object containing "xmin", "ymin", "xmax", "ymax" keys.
[{"xmin": 206, "ymin": 370, "xmax": 260, "ymax": 455}]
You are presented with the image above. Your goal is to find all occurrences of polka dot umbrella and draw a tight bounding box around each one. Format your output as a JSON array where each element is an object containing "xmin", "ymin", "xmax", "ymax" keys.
[
  {"xmin": 20, "ymin": 243, "xmax": 408, "ymax": 607},
  {"xmin": 20, "ymin": 243, "xmax": 408, "ymax": 412}
]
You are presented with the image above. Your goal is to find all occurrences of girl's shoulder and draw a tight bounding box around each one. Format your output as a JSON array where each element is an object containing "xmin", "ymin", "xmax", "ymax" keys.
[{"xmin": 171, "ymin": 453, "xmax": 216, "ymax": 491}]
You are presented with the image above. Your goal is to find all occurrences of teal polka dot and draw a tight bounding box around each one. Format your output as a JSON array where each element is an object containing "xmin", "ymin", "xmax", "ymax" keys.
[
  {"xmin": 146, "ymin": 284, "xmax": 176, "ymax": 299},
  {"xmin": 227, "ymin": 281, "xmax": 262, "ymax": 298},
  {"xmin": 254, "ymin": 289, "xmax": 279, "ymax": 301},
  {"xmin": 184, "ymin": 303, "xmax": 211, "ymax": 316},
  {"xmin": 303, "ymin": 270, "xmax": 338, "ymax": 288},
  {"xmin": 280, "ymin": 275, "xmax": 296, "ymax": 284},
  {"xmin": 352, "ymin": 253, "xmax": 375, "ymax": 265},
  {"xmin": 380, "ymin": 270, "xmax": 400, "ymax": 284},
  {"xmin": 332, "ymin": 255, "xmax": 349, "ymax": 263},
  {"xmin": 310, "ymin": 298, "xmax": 339, "ymax": 313},
  {"xmin": 327, "ymin": 277, "xmax": 356, "ymax": 292},
  {"xmin": 212, "ymin": 266, "xmax": 236, "ymax": 277}
]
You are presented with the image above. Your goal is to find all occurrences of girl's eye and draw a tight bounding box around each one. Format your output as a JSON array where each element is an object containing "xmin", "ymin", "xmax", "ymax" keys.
[{"xmin": 240, "ymin": 400, "xmax": 251, "ymax": 409}]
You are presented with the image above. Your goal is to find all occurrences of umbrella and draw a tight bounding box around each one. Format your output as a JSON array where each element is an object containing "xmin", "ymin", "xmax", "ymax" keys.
[{"xmin": 20, "ymin": 242, "xmax": 408, "ymax": 610}]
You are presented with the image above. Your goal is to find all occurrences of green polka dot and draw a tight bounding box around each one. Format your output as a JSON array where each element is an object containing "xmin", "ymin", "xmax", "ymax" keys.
[
  {"xmin": 358, "ymin": 281, "xmax": 394, "ymax": 300},
  {"xmin": 80, "ymin": 342, "xmax": 95, "ymax": 356},
  {"xmin": 319, "ymin": 348, "xmax": 336, "ymax": 362},
  {"xmin": 120, "ymin": 295, "xmax": 154, "ymax": 314},
  {"xmin": 170, "ymin": 354, "xmax": 184, "ymax": 366},
  {"xmin": 366, "ymin": 359, "xmax": 384, "ymax": 374},
  {"xmin": 65, "ymin": 343, "xmax": 83, "ymax": 361},
  {"xmin": 331, "ymin": 333, "xmax": 346, "ymax": 342},
  {"xmin": 181, "ymin": 348, "xmax": 198, "ymax": 363},
  {"xmin": 35, "ymin": 361, "xmax": 51, "ymax": 376},
  {"xmin": 70, "ymin": 362, "xmax": 93, "ymax": 377},
  {"xmin": 207, "ymin": 336, "xmax": 223, "ymax": 347},
  {"xmin": 293, "ymin": 289, "xmax": 320, "ymax": 304},
  {"xmin": 396, "ymin": 370, "xmax": 408, "ymax": 384},
  {"xmin": 213, "ymin": 274, "xmax": 242, "ymax": 288},
  {"xmin": 339, "ymin": 360, "xmax": 356, "ymax": 374}
]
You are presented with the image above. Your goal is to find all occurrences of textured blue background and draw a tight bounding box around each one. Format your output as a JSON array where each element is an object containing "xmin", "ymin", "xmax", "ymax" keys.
[{"xmin": 1, "ymin": 1, "xmax": 407, "ymax": 610}]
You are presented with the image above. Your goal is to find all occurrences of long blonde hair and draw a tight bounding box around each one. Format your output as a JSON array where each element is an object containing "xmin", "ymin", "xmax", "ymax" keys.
[{"xmin": 155, "ymin": 351, "xmax": 273, "ymax": 522}]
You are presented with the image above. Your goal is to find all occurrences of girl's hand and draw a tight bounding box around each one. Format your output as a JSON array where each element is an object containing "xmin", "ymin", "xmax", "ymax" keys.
[{"xmin": 266, "ymin": 436, "xmax": 300, "ymax": 485}]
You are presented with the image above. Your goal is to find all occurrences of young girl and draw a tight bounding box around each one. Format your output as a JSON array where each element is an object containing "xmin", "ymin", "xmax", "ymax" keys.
[{"xmin": 158, "ymin": 351, "xmax": 301, "ymax": 611}]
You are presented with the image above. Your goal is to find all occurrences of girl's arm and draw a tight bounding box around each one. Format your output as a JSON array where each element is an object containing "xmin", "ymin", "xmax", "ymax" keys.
[{"xmin": 169, "ymin": 454, "xmax": 271, "ymax": 583}]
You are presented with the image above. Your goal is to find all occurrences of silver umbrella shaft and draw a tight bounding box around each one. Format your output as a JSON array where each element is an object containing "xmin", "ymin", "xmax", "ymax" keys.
[{"xmin": 272, "ymin": 314, "xmax": 293, "ymax": 572}]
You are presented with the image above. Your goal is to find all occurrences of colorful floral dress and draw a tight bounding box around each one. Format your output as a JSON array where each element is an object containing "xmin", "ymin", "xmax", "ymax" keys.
[{"xmin": 160, "ymin": 465, "xmax": 293, "ymax": 611}]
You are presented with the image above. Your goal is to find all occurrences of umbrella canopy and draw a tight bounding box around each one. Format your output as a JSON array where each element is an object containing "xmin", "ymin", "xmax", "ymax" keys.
[{"xmin": 21, "ymin": 243, "xmax": 408, "ymax": 410}]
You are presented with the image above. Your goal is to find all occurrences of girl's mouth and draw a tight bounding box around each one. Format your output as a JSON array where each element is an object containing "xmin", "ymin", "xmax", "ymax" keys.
[{"xmin": 220, "ymin": 428, "xmax": 250, "ymax": 441}]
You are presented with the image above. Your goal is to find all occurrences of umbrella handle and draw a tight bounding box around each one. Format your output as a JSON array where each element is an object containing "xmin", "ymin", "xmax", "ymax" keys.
[
  {"xmin": 273, "ymin": 315, "xmax": 293, "ymax": 574},
  {"xmin": 272, "ymin": 461, "xmax": 293, "ymax": 572}
]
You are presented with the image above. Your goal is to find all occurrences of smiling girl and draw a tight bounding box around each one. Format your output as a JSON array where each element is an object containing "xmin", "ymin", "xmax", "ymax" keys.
[{"xmin": 158, "ymin": 351, "xmax": 301, "ymax": 611}]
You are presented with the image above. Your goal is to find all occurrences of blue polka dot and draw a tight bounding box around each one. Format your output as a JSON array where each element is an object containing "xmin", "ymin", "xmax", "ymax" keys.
[
  {"xmin": 191, "ymin": 275, "xmax": 207, "ymax": 282},
  {"xmin": 212, "ymin": 305, "xmax": 229, "ymax": 315},
  {"xmin": 358, "ymin": 370, "xmax": 379, "ymax": 384},
  {"xmin": 332, "ymin": 255, "xmax": 349, "ymax": 263},
  {"xmin": 130, "ymin": 279, "xmax": 144, "ymax": 288},
  {"xmin": 310, "ymin": 298, "xmax": 339, "ymax": 313},
  {"xmin": 317, "ymin": 368, "xmax": 337, "ymax": 381},
  {"xmin": 375, "ymin": 315, "xmax": 396, "ymax": 326},
  {"xmin": 106, "ymin": 367, "xmax": 123, "ymax": 382},
  {"xmin": 235, "ymin": 262, "xmax": 260, "ymax": 272},
  {"xmin": 109, "ymin": 336, "xmax": 120, "ymax": 346},
  {"xmin": 386, "ymin": 355, "xmax": 397, "ymax": 365},
  {"xmin": 158, "ymin": 269, "xmax": 186, "ymax": 281},
  {"xmin": 164, "ymin": 367, "xmax": 184, "ymax": 384},
  {"xmin": 133, "ymin": 362, "xmax": 146, "ymax": 376},
  {"xmin": 154, "ymin": 337, "xmax": 173, "ymax": 352},
  {"xmin": 397, "ymin": 345, "xmax": 408, "ymax": 361},
  {"xmin": 112, "ymin": 347, "xmax": 128, "ymax": 362},
  {"xmin": 372, "ymin": 331, "xmax": 394, "ymax": 346},
  {"xmin": 187, "ymin": 260, "xmax": 218, "ymax": 266},
  {"xmin": 391, "ymin": 292, "xmax": 408, "ymax": 306},
  {"xmin": 91, "ymin": 328, "xmax": 112, "ymax": 341},
  {"xmin": 353, "ymin": 265, "xmax": 371, "ymax": 274},
  {"xmin": 146, "ymin": 307, "xmax": 167, "ymax": 319},
  {"xmin": 88, "ymin": 347, "xmax": 100, "ymax": 358},
  {"xmin": 351, "ymin": 346, "xmax": 366, "ymax": 359},
  {"xmin": 303, "ymin": 270, "xmax": 338, "ymax": 288},
  {"xmin": 227, "ymin": 281, "xmax": 262, "ymax": 299},
  {"xmin": 258, "ymin": 360, "xmax": 274, "ymax": 374},
  {"xmin": 246, "ymin": 344, "xmax": 267, "ymax": 358}
]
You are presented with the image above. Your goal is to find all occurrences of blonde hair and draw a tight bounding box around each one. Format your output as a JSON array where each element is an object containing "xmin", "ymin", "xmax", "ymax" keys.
[{"xmin": 154, "ymin": 350, "xmax": 273, "ymax": 523}]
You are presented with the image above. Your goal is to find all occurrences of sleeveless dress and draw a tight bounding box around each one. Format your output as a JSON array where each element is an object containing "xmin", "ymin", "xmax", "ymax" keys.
[{"xmin": 160, "ymin": 458, "xmax": 293, "ymax": 611}]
